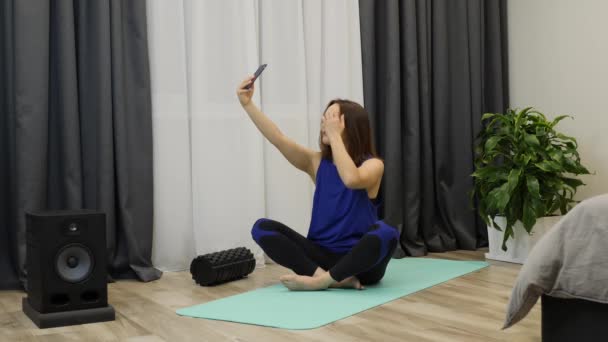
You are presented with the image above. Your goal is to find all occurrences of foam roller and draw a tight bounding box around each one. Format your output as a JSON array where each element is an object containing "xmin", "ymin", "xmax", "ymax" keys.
[{"xmin": 190, "ymin": 247, "xmax": 256, "ymax": 286}]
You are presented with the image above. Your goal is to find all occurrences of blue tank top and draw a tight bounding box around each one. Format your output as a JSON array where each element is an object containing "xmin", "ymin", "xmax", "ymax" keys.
[{"xmin": 307, "ymin": 158, "xmax": 379, "ymax": 253}]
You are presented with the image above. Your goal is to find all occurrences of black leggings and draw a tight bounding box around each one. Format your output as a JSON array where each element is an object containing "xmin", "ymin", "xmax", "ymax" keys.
[{"xmin": 251, "ymin": 219, "xmax": 398, "ymax": 285}]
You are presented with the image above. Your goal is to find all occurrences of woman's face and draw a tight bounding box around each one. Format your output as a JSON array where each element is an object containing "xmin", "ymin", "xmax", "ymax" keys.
[{"xmin": 320, "ymin": 103, "xmax": 341, "ymax": 145}]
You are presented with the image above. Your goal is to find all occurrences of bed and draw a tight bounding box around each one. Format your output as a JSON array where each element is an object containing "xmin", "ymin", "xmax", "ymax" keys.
[{"xmin": 503, "ymin": 194, "xmax": 608, "ymax": 340}]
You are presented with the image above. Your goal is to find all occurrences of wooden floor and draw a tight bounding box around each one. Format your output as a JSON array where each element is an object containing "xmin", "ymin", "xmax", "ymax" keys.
[{"xmin": 0, "ymin": 250, "xmax": 540, "ymax": 341}]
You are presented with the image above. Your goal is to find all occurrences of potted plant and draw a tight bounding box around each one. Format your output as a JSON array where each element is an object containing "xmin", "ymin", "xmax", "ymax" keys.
[{"xmin": 472, "ymin": 108, "xmax": 590, "ymax": 263}]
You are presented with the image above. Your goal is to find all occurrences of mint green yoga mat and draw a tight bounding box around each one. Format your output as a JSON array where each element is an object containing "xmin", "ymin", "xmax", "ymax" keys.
[{"xmin": 176, "ymin": 258, "xmax": 488, "ymax": 330}]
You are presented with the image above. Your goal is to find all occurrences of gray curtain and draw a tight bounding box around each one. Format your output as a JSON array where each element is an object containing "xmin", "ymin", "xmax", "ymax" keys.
[
  {"xmin": 359, "ymin": 0, "xmax": 509, "ymax": 256},
  {"xmin": 1, "ymin": 0, "xmax": 161, "ymax": 289}
]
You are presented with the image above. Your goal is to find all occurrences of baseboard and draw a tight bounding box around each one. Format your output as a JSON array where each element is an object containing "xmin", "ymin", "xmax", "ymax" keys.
[{"xmin": 484, "ymin": 252, "xmax": 525, "ymax": 264}]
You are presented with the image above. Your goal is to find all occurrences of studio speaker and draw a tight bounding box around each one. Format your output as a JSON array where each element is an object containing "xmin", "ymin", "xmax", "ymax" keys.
[{"xmin": 22, "ymin": 210, "xmax": 115, "ymax": 328}]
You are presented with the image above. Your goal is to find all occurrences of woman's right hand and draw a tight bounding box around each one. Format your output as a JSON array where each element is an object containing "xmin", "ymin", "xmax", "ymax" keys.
[{"xmin": 237, "ymin": 76, "xmax": 255, "ymax": 107}]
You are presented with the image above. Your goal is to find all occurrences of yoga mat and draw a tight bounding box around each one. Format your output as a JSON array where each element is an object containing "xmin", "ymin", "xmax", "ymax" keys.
[{"xmin": 176, "ymin": 258, "xmax": 488, "ymax": 330}]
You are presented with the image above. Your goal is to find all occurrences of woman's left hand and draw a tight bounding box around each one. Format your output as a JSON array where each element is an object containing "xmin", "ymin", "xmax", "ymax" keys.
[{"xmin": 322, "ymin": 107, "xmax": 345, "ymax": 141}]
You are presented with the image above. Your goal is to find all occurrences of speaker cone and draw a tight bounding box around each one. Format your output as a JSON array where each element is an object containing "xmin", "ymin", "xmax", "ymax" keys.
[{"xmin": 55, "ymin": 244, "xmax": 94, "ymax": 283}]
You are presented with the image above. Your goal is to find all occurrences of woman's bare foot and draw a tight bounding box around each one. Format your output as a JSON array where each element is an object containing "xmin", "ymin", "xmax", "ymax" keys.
[
  {"xmin": 313, "ymin": 267, "xmax": 326, "ymax": 277},
  {"xmin": 330, "ymin": 276, "xmax": 364, "ymax": 290},
  {"xmin": 279, "ymin": 270, "xmax": 364, "ymax": 291},
  {"xmin": 280, "ymin": 274, "xmax": 333, "ymax": 291}
]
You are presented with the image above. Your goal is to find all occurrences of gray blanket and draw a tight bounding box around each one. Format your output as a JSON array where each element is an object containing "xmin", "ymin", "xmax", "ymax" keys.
[{"xmin": 504, "ymin": 194, "xmax": 608, "ymax": 329}]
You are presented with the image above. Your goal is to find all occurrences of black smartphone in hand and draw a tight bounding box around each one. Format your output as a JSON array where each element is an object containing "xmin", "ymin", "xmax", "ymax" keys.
[{"xmin": 244, "ymin": 64, "xmax": 267, "ymax": 89}]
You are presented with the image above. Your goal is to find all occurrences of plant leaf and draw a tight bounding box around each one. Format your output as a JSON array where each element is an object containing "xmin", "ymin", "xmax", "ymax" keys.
[
  {"xmin": 548, "ymin": 149, "xmax": 562, "ymax": 162},
  {"xmin": 507, "ymin": 168, "xmax": 522, "ymax": 193},
  {"xmin": 501, "ymin": 224, "xmax": 514, "ymax": 251},
  {"xmin": 489, "ymin": 183, "xmax": 511, "ymax": 212},
  {"xmin": 536, "ymin": 126, "xmax": 547, "ymax": 136},
  {"xmin": 534, "ymin": 198, "xmax": 547, "ymax": 217},
  {"xmin": 526, "ymin": 175, "xmax": 540, "ymax": 199},
  {"xmin": 524, "ymin": 134, "xmax": 540, "ymax": 146},
  {"xmin": 551, "ymin": 115, "xmax": 571, "ymax": 128},
  {"xmin": 481, "ymin": 113, "xmax": 497, "ymax": 121},
  {"xmin": 556, "ymin": 133, "xmax": 577, "ymax": 146},
  {"xmin": 484, "ymin": 136, "xmax": 502, "ymax": 152},
  {"xmin": 562, "ymin": 177, "xmax": 584, "ymax": 189},
  {"xmin": 534, "ymin": 160, "xmax": 562, "ymax": 172},
  {"xmin": 522, "ymin": 197, "xmax": 537, "ymax": 232}
]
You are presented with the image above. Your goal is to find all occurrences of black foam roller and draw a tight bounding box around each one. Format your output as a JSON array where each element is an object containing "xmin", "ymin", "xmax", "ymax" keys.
[{"xmin": 190, "ymin": 247, "xmax": 256, "ymax": 286}]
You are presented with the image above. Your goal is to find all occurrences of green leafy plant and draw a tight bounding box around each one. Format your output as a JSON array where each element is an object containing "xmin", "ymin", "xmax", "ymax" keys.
[{"xmin": 472, "ymin": 108, "xmax": 590, "ymax": 251}]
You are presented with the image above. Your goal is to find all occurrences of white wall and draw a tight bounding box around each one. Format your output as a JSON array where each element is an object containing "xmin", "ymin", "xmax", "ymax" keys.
[{"xmin": 508, "ymin": 0, "xmax": 608, "ymax": 200}]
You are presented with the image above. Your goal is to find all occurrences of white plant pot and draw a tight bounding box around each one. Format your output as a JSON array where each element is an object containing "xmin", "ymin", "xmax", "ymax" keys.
[{"xmin": 485, "ymin": 216, "xmax": 562, "ymax": 264}]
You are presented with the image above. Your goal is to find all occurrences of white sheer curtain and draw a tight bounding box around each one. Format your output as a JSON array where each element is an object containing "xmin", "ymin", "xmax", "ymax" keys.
[{"xmin": 147, "ymin": 0, "xmax": 364, "ymax": 271}]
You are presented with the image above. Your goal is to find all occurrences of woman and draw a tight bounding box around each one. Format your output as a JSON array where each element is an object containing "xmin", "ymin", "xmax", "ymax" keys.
[{"xmin": 237, "ymin": 76, "xmax": 398, "ymax": 291}]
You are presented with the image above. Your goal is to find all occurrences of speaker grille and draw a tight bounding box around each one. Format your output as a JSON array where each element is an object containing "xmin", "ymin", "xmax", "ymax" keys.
[{"xmin": 55, "ymin": 244, "xmax": 94, "ymax": 283}]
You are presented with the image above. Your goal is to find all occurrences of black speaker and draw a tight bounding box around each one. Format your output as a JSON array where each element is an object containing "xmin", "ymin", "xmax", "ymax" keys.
[{"xmin": 22, "ymin": 210, "xmax": 115, "ymax": 328}]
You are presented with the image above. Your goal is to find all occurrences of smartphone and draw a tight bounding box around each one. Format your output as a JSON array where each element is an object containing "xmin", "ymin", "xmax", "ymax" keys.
[{"xmin": 244, "ymin": 64, "xmax": 267, "ymax": 89}]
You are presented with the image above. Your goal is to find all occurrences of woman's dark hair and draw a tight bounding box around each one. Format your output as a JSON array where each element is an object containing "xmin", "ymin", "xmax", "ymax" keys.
[{"xmin": 320, "ymin": 99, "xmax": 378, "ymax": 165}]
